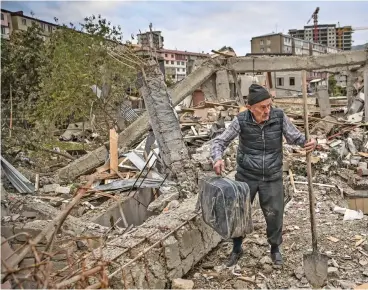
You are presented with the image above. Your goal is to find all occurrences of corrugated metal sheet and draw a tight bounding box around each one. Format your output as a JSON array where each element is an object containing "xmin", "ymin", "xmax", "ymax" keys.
[{"xmin": 1, "ymin": 156, "xmax": 35, "ymax": 194}]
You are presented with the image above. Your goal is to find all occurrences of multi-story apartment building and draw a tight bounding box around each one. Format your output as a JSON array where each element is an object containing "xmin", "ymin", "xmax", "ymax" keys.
[
  {"xmin": 1, "ymin": 9, "xmax": 12, "ymax": 39},
  {"xmin": 159, "ymin": 49, "xmax": 210, "ymax": 82},
  {"xmin": 289, "ymin": 24, "xmax": 353, "ymax": 50},
  {"xmin": 250, "ymin": 32, "xmax": 339, "ymax": 96},
  {"xmin": 1, "ymin": 9, "xmax": 57, "ymax": 40},
  {"xmin": 251, "ymin": 32, "xmax": 339, "ymax": 56},
  {"xmin": 137, "ymin": 31, "xmax": 164, "ymax": 50}
]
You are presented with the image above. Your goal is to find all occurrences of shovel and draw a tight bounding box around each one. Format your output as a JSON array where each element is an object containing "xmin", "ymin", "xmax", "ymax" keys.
[{"xmin": 301, "ymin": 70, "xmax": 329, "ymax": 288}]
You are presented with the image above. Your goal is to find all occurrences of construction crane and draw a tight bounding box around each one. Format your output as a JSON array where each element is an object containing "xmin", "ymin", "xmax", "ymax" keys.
[
  {"xmin": 307, "ymin": 7, "xmax": 320, "ymax": 43},
  {"xmin": 337, "ymin": 22, "xmax": 368, "ymax": 49}
]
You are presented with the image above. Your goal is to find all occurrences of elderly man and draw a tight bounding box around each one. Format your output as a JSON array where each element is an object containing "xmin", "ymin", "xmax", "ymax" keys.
[{"xmin": 211, "ymin": 84, "xmax": 316, "ymax": 267}]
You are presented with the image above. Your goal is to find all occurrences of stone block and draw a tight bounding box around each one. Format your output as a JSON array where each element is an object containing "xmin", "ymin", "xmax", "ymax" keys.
[
  {"xmin": 55, "ymin": 186, "xmax": 71, "ymax": 195},
  {"xmin": 147, "ymin": 186, "xmax": 179, "ymax": 213},
  {"xmin": 1, "ymin": 225, "xmax": 14, "ymax": 238},
  {"xmin": 172, "ymin": 278, "xmax": 194, "ymax": 289},
  {"xmin": 163, "ymin": 236, "xmax": 181, "ymax": 269},
  {"xmin": 14, "ymin": 220, "xmax": 52, "ymax": 243},
  {"xmin": 42, "ymin": 184, "xmax": 60, "ymax": 193}
]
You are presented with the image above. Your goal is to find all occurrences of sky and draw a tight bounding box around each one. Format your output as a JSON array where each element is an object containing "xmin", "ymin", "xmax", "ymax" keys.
[{"xmin": 2, "ymin": 1, "xmax": 368, "ymax": 55}]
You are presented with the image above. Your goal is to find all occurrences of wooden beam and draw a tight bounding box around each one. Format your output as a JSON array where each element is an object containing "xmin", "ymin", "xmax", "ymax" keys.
[
  {"xmin": 364, "ymin": 64, "xmax": 368, "ymax": 123},
  {"xmin": 109, "ymin": 128, "xmax": 118, "ymax": 174},
  {"xmin": 228, "ymin": 51, "xmax": 368, "ymax": 73}
]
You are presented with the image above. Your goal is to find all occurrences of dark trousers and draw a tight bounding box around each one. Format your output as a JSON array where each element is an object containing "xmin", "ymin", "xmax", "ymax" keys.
[{"xmin": 233, "ymin": 177, "xmax": 284, "ymax": 251}]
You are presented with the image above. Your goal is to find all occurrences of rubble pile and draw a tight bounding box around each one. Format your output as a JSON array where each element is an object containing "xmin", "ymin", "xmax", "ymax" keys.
[{"xmin": 179, "ymin": 101, "xmax": 240, "ymax": 148}]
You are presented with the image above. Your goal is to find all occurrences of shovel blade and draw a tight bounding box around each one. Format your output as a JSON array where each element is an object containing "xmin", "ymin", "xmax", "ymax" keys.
[{"xmin": 303, "ymin": 251, "xmax": 329, "ymax": 288}]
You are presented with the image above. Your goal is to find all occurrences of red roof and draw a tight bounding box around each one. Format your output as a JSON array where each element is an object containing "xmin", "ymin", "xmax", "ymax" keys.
[{"xmin": 158, "ymin": 49, "xmax": 210, "ymax": 57}]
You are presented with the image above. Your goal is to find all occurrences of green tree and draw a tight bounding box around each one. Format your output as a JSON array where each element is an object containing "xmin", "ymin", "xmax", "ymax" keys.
[
  {"xmin": 36, "ymin": 15, "xmax": 137, "ymax": 131},
  {"xmin": 1, "ymin": 23, "xmax": 47, "ymax": 123}
]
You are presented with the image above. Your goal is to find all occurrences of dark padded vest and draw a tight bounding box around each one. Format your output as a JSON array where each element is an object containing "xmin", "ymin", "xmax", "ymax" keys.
[{"xmin": 236, "ymin": 108, "xmax": 284, "ymax": 181}]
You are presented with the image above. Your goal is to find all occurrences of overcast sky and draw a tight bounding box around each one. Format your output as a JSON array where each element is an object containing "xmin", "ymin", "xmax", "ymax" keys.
[{"xmin": 2, "ymin": 1, "xmax": 368, "ymax": 55}]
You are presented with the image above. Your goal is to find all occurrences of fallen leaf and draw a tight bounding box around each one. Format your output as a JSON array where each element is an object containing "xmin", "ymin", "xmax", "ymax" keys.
[
  {"xmin": 358, "ymin": 152, "xmax": 368, "ymax": 158},
  {"xmin": 327, "ymin": 236, "xmax": 340, "ymax": 243},
  {"xmin": 356, "ymin": 238, "xmax": 366, "ymax": 247}
]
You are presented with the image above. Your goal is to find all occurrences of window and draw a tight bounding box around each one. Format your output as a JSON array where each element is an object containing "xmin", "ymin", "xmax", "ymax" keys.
[
  {"xmin": 181, "ymin": 61, "xmax": 184, "ymax": 65},
  {"xmin": 260, "ymin": 40, "xmax": 264, "ymax": 45},
  {"xmin": 182, "ymin": 68, "xmax": 185, "ymax": 72},
  {"xmin": 171, "ymin": 61, "xmax": 174, "ymax": 64},
  {"xmin": 177, "ymin": 68, "xmax": 180, "ymax": 72},
  {"xmin": 172, "ymin": 75, "xmax": 175, "ymax": 79},
  {"xmin": 22, "ymin": 18, "xmax": 27, "ymax": 25},
  {"xmin": 277, "ymin": 77, "xmax": 284, "ymax": 86},
  {"xmin": 41, "ymin": 23, "xmax": 46, "ymax": 30},
  {"xmin": 289, "ymin": 77, "xmax": 295, "ymax": 86},
  {"xmin": 165, "ymin": 54, "xmax": 168, "ymax": 57},
  {"xmin": 166, "ymin": 61, "xmax": 169, "ymax": 64},
  {"xmin": 267, "ymin": 47, "xmax": 271, "ymax": 52},
  {"xmin": 260, "ymin": 48, "xmax": 264, "ymax": 53},
  {"xmin": 1, "ymin": 13, "xmax": 4, "ymax": 21},
  {"xmin": 48, "ymin": 25, "xmax": 52, "ymax": 32},
  {"xmin": 1, "ymin": 26, "xmax": 5, "ymax": 34},
  {"xmin": 177, "ymin": 61, "xmax": 180, "ymax": 65},
  {"xmin": 267, "ymin": 39, "xmax": 271, "ymax": 45},
  {"xmin": 171, "ymin": 54, "xmax": 174, "ymax": 58}
]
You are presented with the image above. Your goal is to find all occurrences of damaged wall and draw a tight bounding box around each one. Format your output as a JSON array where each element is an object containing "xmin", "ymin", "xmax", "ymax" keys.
[{"xmin": 88, "ymin": 197, "xmax": 222, "ymax": 289}]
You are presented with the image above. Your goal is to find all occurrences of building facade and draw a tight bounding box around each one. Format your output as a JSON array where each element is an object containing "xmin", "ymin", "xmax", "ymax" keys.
[
  {"xmin": 289, "ymin": 23, "xmax": 353, "ymax": 51},
  {"xmin": 137, "ymin": 31, "xmax": 164, "ymax": 50},
  {"xmin": 1, "ymin": 9, "xmax": 57, "ymax": 40},
  {"xmin": 159, "ymin": 49, "xmax": 210, "ymax": 82},
  {"xmin": 1, "ymin": 9, "xmax": 12, "ymax": 39},
  {"xmin": 250, "ymin": 32, "xmax": 339, "ymax": 96}
]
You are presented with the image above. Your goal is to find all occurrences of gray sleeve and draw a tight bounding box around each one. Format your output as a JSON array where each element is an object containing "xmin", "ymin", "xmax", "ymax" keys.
[
  {"xmin": 211, "ymin": 117, "xmax": 240, "ymax": 162},
  {"xmin": 282, "ymin": 113, "xmax": 306, "ymax": 147}
]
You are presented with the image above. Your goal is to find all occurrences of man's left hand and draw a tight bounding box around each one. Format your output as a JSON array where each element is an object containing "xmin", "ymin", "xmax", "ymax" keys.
[{"xmin": 304, "ymin": 139, "xmax": 317, "ymax": 153}]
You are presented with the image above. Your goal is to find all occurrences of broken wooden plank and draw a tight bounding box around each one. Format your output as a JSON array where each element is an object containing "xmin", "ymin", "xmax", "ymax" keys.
[{"xmin": 109, "ymin": 128, "xmax": 118, "ymax": 174}]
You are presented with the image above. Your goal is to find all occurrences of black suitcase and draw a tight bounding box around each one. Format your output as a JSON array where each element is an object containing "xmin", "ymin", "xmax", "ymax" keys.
[{"xmin": 198, "ymin": 176, "xmax": 253, "ymax": 239}]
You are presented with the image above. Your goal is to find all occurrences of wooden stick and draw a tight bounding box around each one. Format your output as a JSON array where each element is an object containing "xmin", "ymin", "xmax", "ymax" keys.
[
  {"xmin": 294, "ymin": 181, "xmax": 336, "ymax": 188},
  {"xmin": 288, "ymin": 169, "xmax": 297, "ymax": 195},
  {"xmin": 302, "ymin": 70, "xmax": 318, "ymax": 253},
  {"xmin": 9, "ymin": 84, "xmax": 12, "ymax": 138},
  {"xmin": 109, "ymin": 128, "xmax": 118, "ymax": 174}
]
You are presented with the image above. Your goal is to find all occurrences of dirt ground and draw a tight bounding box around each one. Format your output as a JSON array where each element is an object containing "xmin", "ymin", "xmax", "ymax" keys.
[{"xmin": 185, "ymin": 180, "xmax": 368, "ymax": 289}]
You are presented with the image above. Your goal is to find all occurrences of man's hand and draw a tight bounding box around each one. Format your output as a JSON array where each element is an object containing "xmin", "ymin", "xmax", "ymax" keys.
[
  {"xmin": 213, "ymin": 160, "xmax": 225, "ymax": 175},
  {"xmin": 304, "ymin": 139, "xmax": 317, "ymax": 153}
]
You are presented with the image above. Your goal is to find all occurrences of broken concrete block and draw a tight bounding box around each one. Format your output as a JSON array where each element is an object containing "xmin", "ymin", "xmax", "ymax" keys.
[
  {"xmin": 14, "ymin": 220, "xmax": 53, "ymax": 243},
  {"xmin": 42, "ymin": 183, "xmax": 60, "ymax": 193},
  {"xmin": 347, "ymin": 138, "xmax": 358, "ymax": 154},
  {"xmin": 50, "ymin": 198, "xmax": 64, "ymax": 207},
  {"xmin": 172, "ymin": 278, "xmax": 194, "ymax": 289},
  {"xmin": 163, "ymin": 236, "xmax": 181, "ymax": 269},
  {"xmin": 22, "ymin": 211, "xmax": 37, "ymax": 218},
  {"xmin": 55, "ymin": 186, "xmax": 71, "ymax": 195},
  {"xmin": 147, "ymin": 186, "xmax": 179, "ymax": 213}
]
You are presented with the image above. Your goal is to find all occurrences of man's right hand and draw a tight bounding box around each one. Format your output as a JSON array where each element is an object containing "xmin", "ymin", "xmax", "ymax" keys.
[{"xmin": 213, "ymin": 160, "xmax": 225, "ymax": 176}]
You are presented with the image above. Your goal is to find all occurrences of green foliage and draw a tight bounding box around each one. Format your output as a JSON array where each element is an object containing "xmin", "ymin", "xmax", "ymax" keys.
[
  {"xmin": 1, "ymin": 23, "xmax": 46, "ymax": 119},
  {"xmin": 35, "ymin": 15, "xmax": 136, "ymax": 127},
  {"xmin": 328, "ymin": 74, "xmax": 343, "ymax": 96}
]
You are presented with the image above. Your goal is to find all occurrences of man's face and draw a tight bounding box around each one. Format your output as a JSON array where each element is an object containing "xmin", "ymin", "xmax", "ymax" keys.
[{"xmin": 247, "ymin": 98, "xmax": 272, "ymax": 123}]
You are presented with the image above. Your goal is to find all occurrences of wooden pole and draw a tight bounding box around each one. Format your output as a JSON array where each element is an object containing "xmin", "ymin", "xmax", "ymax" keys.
[
  {"xmin": 109, "ymin": 128, "xmax": 118, "ymax": 174},
  {"xmin": 364, "ymin": 64, "xmax": 368, "ymax": 123},
  {"xmin": 302, "ymin": 70, "xmax": 318, "ymax": 252},
  {"xmin": 9, "ymin": 84, "xmax": 13, "ymax": 138}
]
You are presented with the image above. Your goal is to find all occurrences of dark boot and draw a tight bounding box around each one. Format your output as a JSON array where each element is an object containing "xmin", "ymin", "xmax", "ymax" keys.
[
  {"xmin": 226, "ymin": 249, "xmax": 243, "ymax": 267},
  {"xmin": 270, "ymin": 246, "xmax": 283, "ymax": 266}
]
